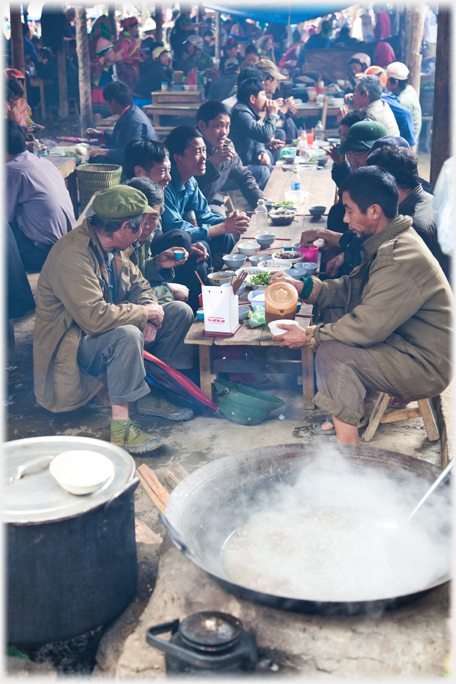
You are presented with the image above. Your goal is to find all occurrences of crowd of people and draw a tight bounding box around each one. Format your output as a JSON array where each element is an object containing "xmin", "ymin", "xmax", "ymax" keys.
[{"xmin": 6, "ymin": 4, "xmax": 451, "ymax": 451}]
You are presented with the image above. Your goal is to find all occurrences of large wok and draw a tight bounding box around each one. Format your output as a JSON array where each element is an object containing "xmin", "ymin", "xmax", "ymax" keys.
[{"xmin": 161, "ymin": 444, "xmax": 451, "ymax": 616}]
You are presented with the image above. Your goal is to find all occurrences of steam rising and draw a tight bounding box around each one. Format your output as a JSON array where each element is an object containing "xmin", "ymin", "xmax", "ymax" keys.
[{"xmin": 218, "ymin": 448, "xmax": 451, "ymax": 603}]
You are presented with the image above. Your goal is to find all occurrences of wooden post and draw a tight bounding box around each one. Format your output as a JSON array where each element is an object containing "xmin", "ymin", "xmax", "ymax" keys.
[
  {"xmin": 141, "ymin": 2, "xmax": 148, "ymax": 26},
  {"xmin": 214, "ymin": 11, "xmax": 220, "ymax": 72},
  {"xmin": 405, "ymin": 5, "xmax": 424, "ymax": 97},
  {"xmin": 75, "ymin": 6, "xmax": 93, "ymax": 135},
  {"xmin": 430, "ymin": 8, "xmax": 451, "ymax": 187},
  {"xmin": 198, "ymin": 4, "xmax": 204, "ymax": 25},
  {"xmin": 154, "ymin": 5, "xmax": 163, "ymax": 45},
  {"xmin": 10, "ymin": 8, "xmax": 26, "ymax": 76},
  {"xmin": 108, "ymin": 4, "xmax": 117, "ymax": 42},
  {"xmin": 57, "ymin": 48, "xmax": 69, "ymax": 119}
]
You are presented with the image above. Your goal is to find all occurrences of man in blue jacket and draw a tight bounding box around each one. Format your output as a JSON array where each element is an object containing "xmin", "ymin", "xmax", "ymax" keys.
[{"xmin": 85, "ymin": 81, "xmax": 157, "ymax": 175}]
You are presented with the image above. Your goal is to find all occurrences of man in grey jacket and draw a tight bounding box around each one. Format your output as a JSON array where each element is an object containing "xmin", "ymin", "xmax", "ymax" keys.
[
  {"xmin": 196, "ymin": 100, "xmax": 268, "ymax": 214},
  {"xmin": 271, "ymin": 166, "xmax": 452, "ymax": 445}
]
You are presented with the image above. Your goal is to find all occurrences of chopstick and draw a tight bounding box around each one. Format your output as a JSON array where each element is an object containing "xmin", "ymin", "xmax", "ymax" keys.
[
  {"xmin": 195, "ymin": 270, "xmax": 204, "ymax": 287},
  {"xmin": 232, "ymin": 270, "xmax": 248, "ymax": 295}
]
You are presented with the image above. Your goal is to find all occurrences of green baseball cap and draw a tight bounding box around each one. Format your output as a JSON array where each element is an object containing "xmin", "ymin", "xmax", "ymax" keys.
[
  {"xmin": 337, "ymin": 120, "xmax": 388, "ymax": 152},
  {"xmin": 92, "ymin": 185, "xmax": 158, "ymax": 221}
]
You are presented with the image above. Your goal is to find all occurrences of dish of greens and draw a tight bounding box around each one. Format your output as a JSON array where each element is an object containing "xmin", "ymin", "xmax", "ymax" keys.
[
  {"xmin": 273, "ymin": 200, "xmax": 295, "ymax": 207},
  {"xmin": 250, "ymin": 272, "xmax": 271, "ymax": 287}
]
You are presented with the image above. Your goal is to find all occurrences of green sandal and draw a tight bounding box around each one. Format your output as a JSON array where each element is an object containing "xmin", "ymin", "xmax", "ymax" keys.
[{"xmin": 309, "ymin": 416, "xmax": 336, "ymax": 436}]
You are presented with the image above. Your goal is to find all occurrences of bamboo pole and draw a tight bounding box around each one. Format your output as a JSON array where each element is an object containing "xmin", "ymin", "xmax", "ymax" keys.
[
  {"xmin": 10, "ymin": 8, "xmax": 26, "ymax": 76},
  {"xmin": 405, "ymin": 5, "xmax": 425, "ymax": 97},
  {"xmin": 57, "ymin": 48, "xmax": 69, "ymax": 119},
  {"xmin": 155, "ymin": 4, "xmax": 163, "ymax": 45},
  {"xmin": 214, "ymin": 11, "xmax": 220, "ymax": 72},
  {"xmin": 108, "ymin": 4, "xmax": 117, "ymax": 42},
  {"xmin": 75, "ymin": 6, "xmax": 93, "ymax": 135},
  {"xmin": 430, "ymin": 8, "xmax": 451, "ymax": 187}
]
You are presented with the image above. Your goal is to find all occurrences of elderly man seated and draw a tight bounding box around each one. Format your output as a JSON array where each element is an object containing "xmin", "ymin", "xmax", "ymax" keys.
[
  {"xmin": 33, "ymin": 186, "xmax": 195, "ymax": 455},
  {"xmin": 271, "ymin": 166, "xmax": 452, "ymax": 445}
]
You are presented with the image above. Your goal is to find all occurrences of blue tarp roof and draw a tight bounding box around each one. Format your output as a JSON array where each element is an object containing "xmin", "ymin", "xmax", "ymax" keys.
[{"xmin": 204, "ymin": 1, "xmax": 351, "ymax": 24}]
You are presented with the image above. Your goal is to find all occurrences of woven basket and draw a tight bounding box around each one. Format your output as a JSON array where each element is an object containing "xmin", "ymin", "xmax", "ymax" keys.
[{"xmin": 76, "ymin": 164, "xmax": 122, "ymax": 213}]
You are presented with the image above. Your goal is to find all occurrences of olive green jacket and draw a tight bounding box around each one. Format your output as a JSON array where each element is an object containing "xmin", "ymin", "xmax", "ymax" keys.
[
  {"xmin": 132, "ymin": 237, "xmax": 175, "ymax": 305},
  {"xmin": 33, "ymin": 218, "xmax": 157, "ymax": 413},
  {"xmin": 306, "ymin": 215, "xmax": 452, "ymax": 401}
]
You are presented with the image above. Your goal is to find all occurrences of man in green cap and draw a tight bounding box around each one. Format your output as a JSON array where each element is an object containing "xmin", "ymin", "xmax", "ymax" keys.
[
  {"xmin": 337, "ymin": 119, "xmax": 388, "ymax": 171},
  {"xmin": 33, "ymin": 185, "xmax": 195, "ymax": 454}
]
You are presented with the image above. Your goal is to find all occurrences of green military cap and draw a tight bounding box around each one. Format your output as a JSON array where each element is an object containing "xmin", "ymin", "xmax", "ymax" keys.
[
  {"xmin": 92, "ymin": 185, "xmax": 158, "ymax": 221},
  {"xmin": 337, "ymin": 120, "xmax": 388, "ymax": 152}
]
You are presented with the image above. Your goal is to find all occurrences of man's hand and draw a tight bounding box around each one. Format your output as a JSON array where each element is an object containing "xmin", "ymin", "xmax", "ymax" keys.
[
  {"xmin": 144, "ymin": 302, "xmax": 165, "ymax": 327},
  {"xmin": 268, "ymin": 138, "xmax": 285, "ymax": 152},
  {"xmin": 143, "ymin": 321, "xmax": 158, "ymax": 345},
  {"xmin": 326, "ymin": 252, "xmax": 344, "ymax": 277},
  {"xmin": 269, "ymin": 271, "xmax": 304, "ymax": 294},
  {"xmin": 286, "ymin": 99, "xmax": 299, "ymax": 116},
  {"xmin": 337, "ymin": 105, "xmax": 350, "ymax": 122},
  {"xmin": 155, "ymin": 248, "xmax": 189, "ymax": 270},
  {"xmin": 327, "ymin": 145, "xmax": 345, "ymax": 166},
  {"xmin": 168, "ymin": 283, "xmax": 189, "ymax": 301},
  {"xmin": 258, "ymin": 152, "xmax": 271, "ymax": 166},
  {"xmin": 89, "ymin": 147, "xmax": 109, "ymax": 158},
  {"xmin": 222, "ymin": 210, "xmax": 250, "ymax": 235},
  {"xmin": 265, "ymin": 99, "xmax": 280, "ymax": 116},
  {"xmin": 85, "ymin": 127, "xmax": 102, "ymax": 138},
  {"xmin": 300, "ymin": 229, "xmax": 321, "ymax": 246},
  {"xmin": 277, "ymin": 323, "xmax": 309, "ymax": 348},
  {"xmin": 189, "ymin": 242, "xmax": 209, "ymax": 262},
  {"xmin": 209, "ymin": 146, "xmax": 235, "ymax": 166}
]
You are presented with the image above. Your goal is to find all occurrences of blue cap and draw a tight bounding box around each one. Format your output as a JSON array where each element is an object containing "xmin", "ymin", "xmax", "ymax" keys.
[{"xmin": 368, "ymin": 135, "xmax": 410, "ymax": 154}]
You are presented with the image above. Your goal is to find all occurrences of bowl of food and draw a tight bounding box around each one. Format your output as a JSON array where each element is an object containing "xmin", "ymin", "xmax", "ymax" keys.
[
  {"xmin": 247, "ymin": 271, "xmax": 272, "ymax": 289},
  {"xmin": 255, "ymin": 233, "xmax": 276, "ymax": 248},
  {"xmin": 271, "ymin": 250, "xmax": 303, "ymax": 265},
  {"xmin": 222, "ymin": 253, "xmax": 247, "ymax": 269},
  {"xmin": 207, "ymin": 271, "xmax": 234, "ymax": 286},
  {"xmin": 237, "ymin": 242, "xmax": 260, "ymax": 257},
  {"xmin": 238, "ymin": 305, "xmax": 251, "ymax": 321},
  {"xmin": 249, "ymin": 254, "xmax": 271, "ymax": 266},
  {"xmin": 268, "ymin": 319, "xmax": 299, "ymax": 336},
  {"xmin": 269, "ymin": 208, "xmax": 297, "ymax": 226},
  {"xmin": 272, "ymin": 200, "xmax": 296, "ymax": 212},
  {"xmin": 309, "ymin": 205, "xmax": 326, "ymax": 218},
  {"xmin": 285, "ymin": 190, "xmax": 310, "ymax": 206},
  {"xmin": 49, "ymin": 450, "xmax": 115, "ymax": 496}
]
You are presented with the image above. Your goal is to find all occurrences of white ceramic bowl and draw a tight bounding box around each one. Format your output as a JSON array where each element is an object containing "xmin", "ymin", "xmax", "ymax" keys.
[
  {"xmin": 268, "ymin": 319, "xmax": 299, "ymax": 337},
  {"xmin": 222, "ymin": 253, "xmax": 247, "ymax": 269},
  {"xmin": 49, "ymin": 450, "xmax": 115, "ymax": 496},
  {"xmin": 255, "ymin": 233, "xmax": 276, "ymax": 248},
  {"xmin": 207, "ymin": 271, "xmax": 234, "ymax": 286},
  {"xmin": 237, "ymin": 242, "xmax": 260, "ymax": 257}
]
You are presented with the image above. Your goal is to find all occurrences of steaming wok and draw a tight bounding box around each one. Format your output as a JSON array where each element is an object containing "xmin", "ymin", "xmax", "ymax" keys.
[{"xmin": 161, "ymin": 445, "xmax": 451, "ymax": 616}]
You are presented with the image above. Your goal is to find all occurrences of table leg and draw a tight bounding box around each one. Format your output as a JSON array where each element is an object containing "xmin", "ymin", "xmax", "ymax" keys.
[
  {"xmin": 301, "ymin": 346, "xmax": 315, "ymax": 409},
  {"xmin": 199, "ymin": 346, "xmax": 213, "ymax": 399},
  {"xmin": 67, "ymin": 171, "xmax": 79, "ymax": 219},
  {"xmin": 40, "ymin": 81, "xmax": 46, "ymax": 120}
]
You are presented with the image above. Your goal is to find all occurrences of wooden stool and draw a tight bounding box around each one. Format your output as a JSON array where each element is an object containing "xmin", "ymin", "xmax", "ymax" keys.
[{"xmin": 363, "ymin": 393, "xmax": 439, "ymax": 442}]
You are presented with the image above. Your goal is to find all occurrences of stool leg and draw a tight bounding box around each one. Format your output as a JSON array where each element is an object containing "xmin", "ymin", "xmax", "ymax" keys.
[
  {"xmin": 363, "ymin": 393, "xmax": 390, "ymax": 442},
  {"xmin": 417, "ymin": 399, "xmax": 439, "ymax": 441}
]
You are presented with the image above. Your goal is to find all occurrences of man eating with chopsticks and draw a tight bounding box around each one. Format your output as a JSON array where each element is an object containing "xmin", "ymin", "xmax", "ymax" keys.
[{"xmin": 270, "ymin": 166, "xmax": 452, "ymax": 445}]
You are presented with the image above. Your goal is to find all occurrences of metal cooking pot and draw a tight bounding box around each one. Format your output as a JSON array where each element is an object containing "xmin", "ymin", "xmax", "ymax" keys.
[
  {"xmin": 161, "ymin": 444, "xmax": 451, "ymax": 616},
  {"xmin": 6, "ymin": 436, "xmax": 138, "ymax": 645}
]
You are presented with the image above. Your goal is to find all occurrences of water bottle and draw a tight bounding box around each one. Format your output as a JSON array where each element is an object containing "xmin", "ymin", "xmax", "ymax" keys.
[
  {"xmin": 291, "ymin": 165, "xmax": 301, "ymax": 192},
  {"xmin": 253, "ymin": 199, "xmax": 268, "ymax": 234},
  {"xmin": 29, "ymin": 61, "xmax": 36, "ymax": 76},
  {"xmin": 297, "ymin": 129, "xmax": 308, "ymax": 156},
  {"xmin": 315, "ymin": 120, "xmax": 324, "ymax": 142}
]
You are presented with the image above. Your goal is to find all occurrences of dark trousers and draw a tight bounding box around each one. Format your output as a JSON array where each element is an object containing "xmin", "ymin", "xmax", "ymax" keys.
[
  {"xmin": 10, "ymin": 220, "xmax": 52, "ymax": 273},
  {"xmin": 151, "ymin": 229, "xmax": 235, "ymax": 312}
]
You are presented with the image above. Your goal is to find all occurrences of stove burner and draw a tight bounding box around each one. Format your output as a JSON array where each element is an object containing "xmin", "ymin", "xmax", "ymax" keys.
[{"xmin": 147, "ymin": 611, "xmax": 258, "ymax": 674}]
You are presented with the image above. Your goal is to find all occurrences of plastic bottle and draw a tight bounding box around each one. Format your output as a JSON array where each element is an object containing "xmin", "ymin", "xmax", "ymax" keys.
[
  {"xmin": 291, "ymin": 164, "xmax": 301, "ymax": 192},
  {"xmin": 253, "ymin": 199, "xmax": 268, "ymax": 234},
  {"xmin": 314, "ymin": 120, "xmax": 324, "ymax": 142},
  {"xmin": 297, "ymin": 130, "xmax": 308, "ymax": 156},
  {"xmin": 29, "ymin": 61, "xmax": 36, "ymax": 76}
]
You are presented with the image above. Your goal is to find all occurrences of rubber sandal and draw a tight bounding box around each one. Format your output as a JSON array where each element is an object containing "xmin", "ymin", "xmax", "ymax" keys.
[
  {"xmin": 309, "ymin": 416, "xmax": 336, "ymax": 436},
  {"xmin": 358, "ymin": 414, "xmax": 369, "ymax": 429},
  {"xmin": 388, "ymin": 396, "xmax": 410, "ymax": 409}
]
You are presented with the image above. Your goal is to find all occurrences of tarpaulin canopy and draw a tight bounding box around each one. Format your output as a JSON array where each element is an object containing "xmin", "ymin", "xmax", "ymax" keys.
[{"xmin": 204, "ymin": 1, "xmax": 351, "ymax": 25}]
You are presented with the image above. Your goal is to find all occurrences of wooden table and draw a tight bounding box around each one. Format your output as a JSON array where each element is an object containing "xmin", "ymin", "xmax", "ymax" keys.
[
  {"xmin": 29, "ymin": 77, "xmax": 53, "ymax": 120},
  {"xmin": 143, "ymin": 103, "xmax": 201, "ymax": 127},
  {"xmin": 296, "ymin": 102, "xmax": 340, "ymax": 119},
  {"xmin": 151, "ymin": 89, "xmax": 205, "ymax": 104},
  {"xmin": 185, "ymin": 312, "xmax": 315, "ymax": 408}
]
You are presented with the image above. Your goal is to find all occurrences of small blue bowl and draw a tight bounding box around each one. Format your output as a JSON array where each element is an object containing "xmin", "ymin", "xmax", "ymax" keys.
[
  {"xmin": 173, "ymin": 249, "xmax": 185, "ymax": 260},
  {"xmin": 238, "ymin": 305, "xmax": 250, "ymax": 321},
  {"xmin": 196, "ymin": 309, "xmax": 204, "ymax": 320}
]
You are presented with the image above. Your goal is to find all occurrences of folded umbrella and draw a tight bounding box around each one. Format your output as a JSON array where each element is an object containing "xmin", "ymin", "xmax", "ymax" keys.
[{"xmin": 143, "ymin": 351, "xmax": 218, "ymax": 413}]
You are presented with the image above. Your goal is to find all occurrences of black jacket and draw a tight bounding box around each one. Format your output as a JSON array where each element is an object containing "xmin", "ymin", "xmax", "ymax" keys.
[
  {"xmin": 196, "ymin": 140, "xmax": 263, "ymax": 208},
  {"xmin": 103, "ymin": 105, "xmax": 157, "ymax": 170},
  {"xmin": 135, "ymin": 61, "xmax": 173, "ymax": 99},
  {"xmin": 229, "ymin": 101, "xmax": 277, "ymax": 166},
  {"xmin": 208, "ymin": 72, "xmax": 238, "ymax": 103}
]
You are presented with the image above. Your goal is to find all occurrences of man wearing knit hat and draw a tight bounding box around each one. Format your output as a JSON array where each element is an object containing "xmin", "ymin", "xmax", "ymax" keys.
[
  {"xmin": 34, "ymin": 185, "xmax": 195, "ymax": 455},
  {"xmin": 386, "ymin": 61, "xmax": 422, "ymax": 138}
]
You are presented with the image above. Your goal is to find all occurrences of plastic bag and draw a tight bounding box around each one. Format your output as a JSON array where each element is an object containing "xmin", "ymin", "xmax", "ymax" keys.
[{"xmin": 249, "ymin": 305, "xmax": 266, "ymax": 328}]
